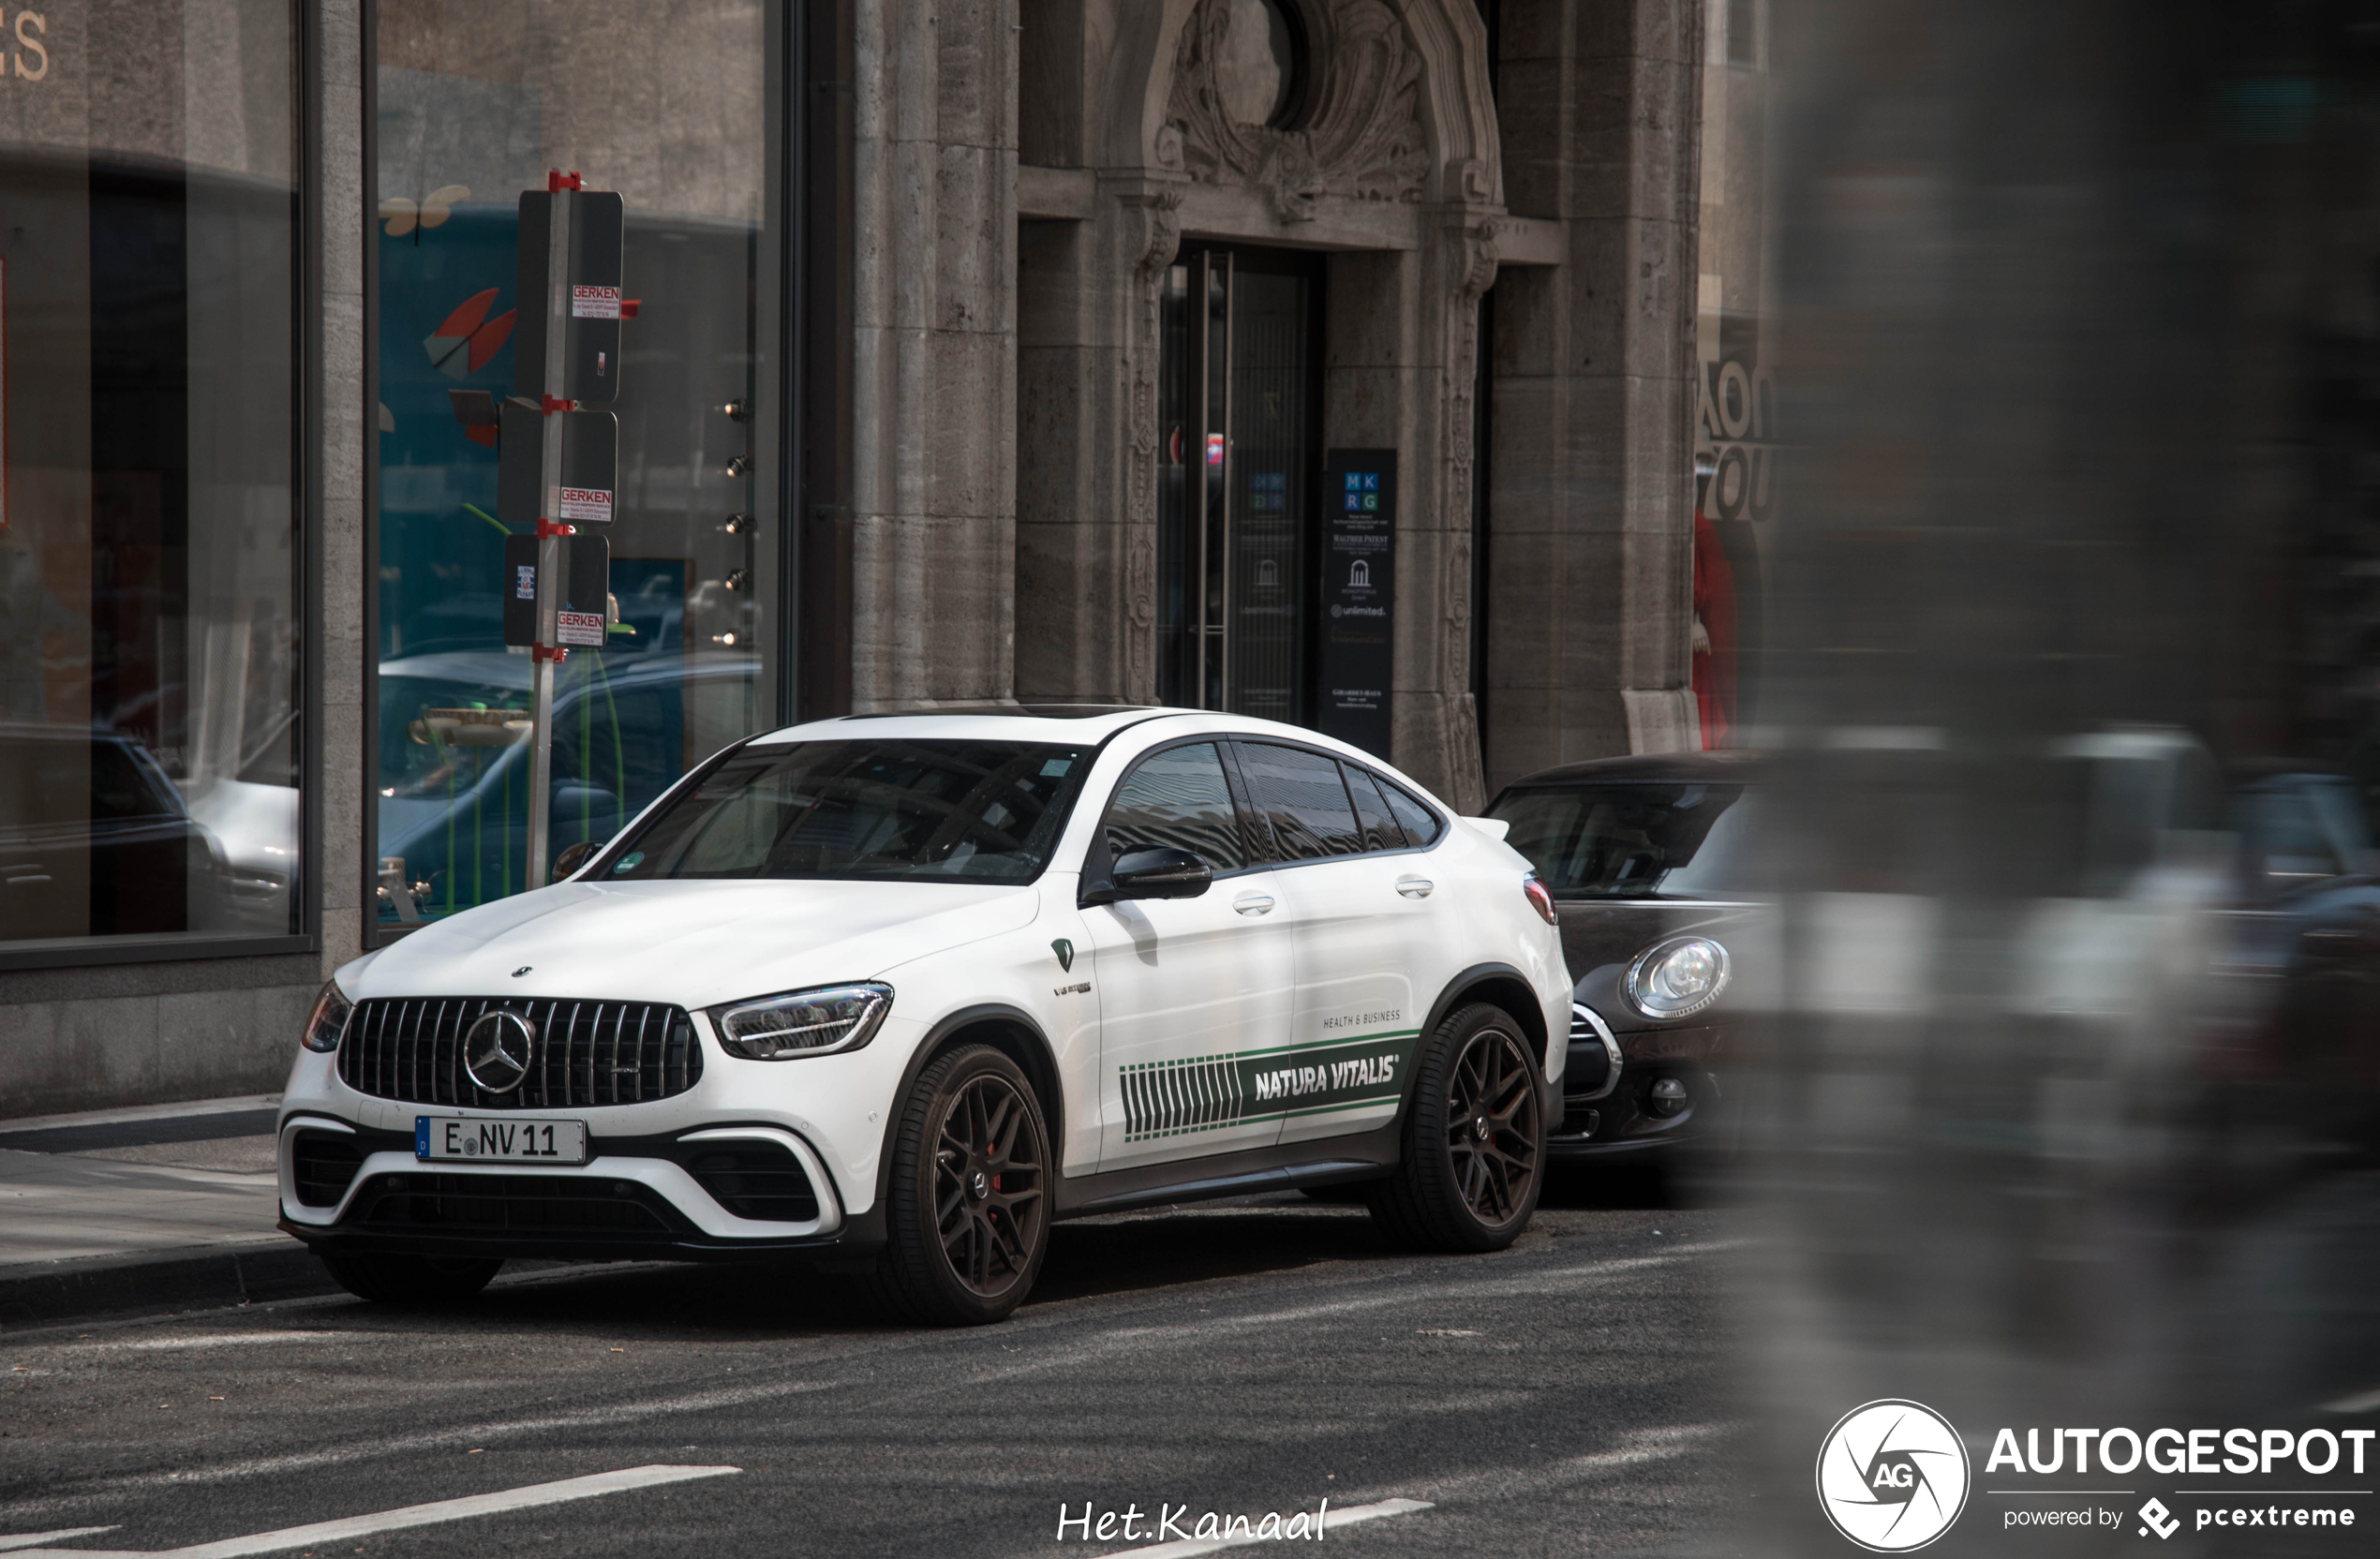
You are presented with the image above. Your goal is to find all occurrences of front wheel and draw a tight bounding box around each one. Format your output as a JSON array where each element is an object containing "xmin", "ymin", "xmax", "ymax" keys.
[
  {"xmin": 1369, "ymin": 1003, "xmax": 1546, "ymax": 1252},
  {"xmin": 318, "ymin": 1252, "xmax": 501, "ymax": 1305},
  {"xmin": 868, "ymin": 1044, "xmax": 1051, "ymax": 1325}
]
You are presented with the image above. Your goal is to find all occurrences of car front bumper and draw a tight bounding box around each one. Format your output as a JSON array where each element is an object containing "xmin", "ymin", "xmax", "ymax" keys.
[{"xmin": 1547, "ymin": 1017, "xmax": 1725, "ymax": 1157}]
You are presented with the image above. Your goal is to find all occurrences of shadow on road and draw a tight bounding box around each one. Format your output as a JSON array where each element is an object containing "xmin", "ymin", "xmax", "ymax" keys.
[
  {"xmin": 1032, "ymin": 1203, "xmax": 1386, "ymax": 1304},
  {"xmin": 285, "ymin": 1172, "xmax": 1711, "ymax": 1340}
]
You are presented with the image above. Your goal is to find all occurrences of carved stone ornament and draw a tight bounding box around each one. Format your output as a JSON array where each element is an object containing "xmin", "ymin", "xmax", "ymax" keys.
[
  {"xmin": 1167, "ymin": 0, "xmax": 1431, "ymax": 223},
  {"xmin": 1122, "ymin": 188, "xmax": 1187, "ymax": 701}
]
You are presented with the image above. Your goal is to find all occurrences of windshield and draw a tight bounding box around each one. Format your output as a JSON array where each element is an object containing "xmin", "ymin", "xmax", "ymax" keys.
[
  {"xmin": 1488, "ymin": 781, "xmax": 1753, "ymax": 898},
  {"xmin": 601, "ymin": 738, "xmax": 1091, "ymax": 884}
]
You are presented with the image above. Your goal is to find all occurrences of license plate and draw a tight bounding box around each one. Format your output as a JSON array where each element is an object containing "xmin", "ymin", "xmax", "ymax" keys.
[{"xmin": 414, "ymin": 1115, "xmax": 588, "ymax": 1165}]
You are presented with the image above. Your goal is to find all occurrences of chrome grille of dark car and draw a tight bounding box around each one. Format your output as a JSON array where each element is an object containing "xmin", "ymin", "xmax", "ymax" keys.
[
  {"xmin": 337, "ymin": 998, "xmax": 703, "ymax": 1109},
  {"xmin": 1569, "ymin": 1005, "xmax": 1594, "ymax": 1046}
]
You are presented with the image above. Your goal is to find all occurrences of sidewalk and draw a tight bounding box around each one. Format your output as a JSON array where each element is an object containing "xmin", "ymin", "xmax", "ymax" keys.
[{"xmin": 0, "ymin": 1094, "xmax": 336, "ymax": 1329}]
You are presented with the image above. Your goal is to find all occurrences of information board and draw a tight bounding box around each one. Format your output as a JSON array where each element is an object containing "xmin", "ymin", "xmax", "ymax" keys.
[
  {"xmin": 502, "ymin": 533, "xmax": 610, "ymax": 648},
  {"xmin": 1318, "ymin": 449, "xmax": 1396, "ymax": 759},
  {"xmin": 513, "ymin": 189, "xmax": 626, "ymax": 405},
  {"xmin": 496, "ymin": 403, "xmax": 618, "ymax": 527}
]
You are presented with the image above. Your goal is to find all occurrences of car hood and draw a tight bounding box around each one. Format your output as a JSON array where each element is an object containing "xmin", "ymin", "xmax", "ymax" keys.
[{"xmin": 345, "ymin": 878, "xmax": 1042, "ymax": 1009}]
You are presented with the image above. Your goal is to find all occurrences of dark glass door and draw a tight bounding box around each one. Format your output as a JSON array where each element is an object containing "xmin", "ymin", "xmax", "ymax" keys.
[{"xmin": 1156, "ymin": 245, "xmax": 1320, "ymax": 720}]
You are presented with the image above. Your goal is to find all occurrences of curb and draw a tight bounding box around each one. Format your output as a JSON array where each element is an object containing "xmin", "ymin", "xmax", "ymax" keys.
[{"xmin": 0, "ymin": 1242, "xmax": 335, "ymax": 1331}]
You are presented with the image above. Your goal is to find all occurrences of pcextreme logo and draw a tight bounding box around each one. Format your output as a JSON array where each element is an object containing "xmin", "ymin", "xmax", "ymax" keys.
[{"xmin": 1817, "ymin": 1400, "xmax": 1972, "ymax": 1552}]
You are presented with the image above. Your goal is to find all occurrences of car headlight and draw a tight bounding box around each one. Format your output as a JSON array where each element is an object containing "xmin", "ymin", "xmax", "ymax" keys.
[
  {"xmin": 301, "ymin": 981, "xmax": 352, "ymax": 1053},
  {"xmin": 709, "ymin": 983, "xmax": 893, "ymax": 1061},
  {"xmin": 1626, "ymin": 936, "xmax": 1731, "ymax": 1020}
]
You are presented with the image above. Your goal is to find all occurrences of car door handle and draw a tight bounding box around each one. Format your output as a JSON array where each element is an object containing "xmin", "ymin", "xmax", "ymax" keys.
[
  {"xmin": 1233, "ymin": 893, "xmax": 1276, "ymax": 915},
  {"xmin": 1396, "ymin": 878, "xmax": 1434, "ymax": 898}
]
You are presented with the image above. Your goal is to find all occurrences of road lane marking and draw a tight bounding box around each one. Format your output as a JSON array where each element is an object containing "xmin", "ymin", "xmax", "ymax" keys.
[
  {"xmin": 113, "ymin": 1334, "xmax": 347, "ymax": 1352},
  {"xmin": 1097, "ymin": 1498, "xmax": 1433, "ymax": 1558},
  {"xmin": 0, "ymin": 1533, "xmax": 118, "ymax": 1554},
  {"xmin": 1359, "ymin": 1421, "xmax": 1733, "ymax": 1512},
  {"xmin": 32, "ymin": 1383, "xmax": 822, "ymax": 1500},
  {"xmin": 6, "ymin": 1465, "xmax": 737, "ymax": 1558},
  {"xmin": 2322, "ymin": 1386, "xmax": 2380, "ymax": 1414}
]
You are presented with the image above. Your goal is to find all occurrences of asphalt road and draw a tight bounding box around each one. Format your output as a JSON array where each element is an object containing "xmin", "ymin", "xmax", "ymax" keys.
[{"xmin": 0, "ymin": 1169, "xmax": 1741, "ymax": 1558}]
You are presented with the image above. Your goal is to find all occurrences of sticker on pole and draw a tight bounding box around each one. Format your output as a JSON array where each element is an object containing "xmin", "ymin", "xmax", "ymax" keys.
[
  {"xmin": 558, "ymin": 485, "xmax": 614, "ymax": 523},
  {"xmin": 571, "ymin": 284, "xmax": 622, "ymax": 319},
  {"xmin": 556, "ymin": 610, "xmax": 607, "ymax": 647}
]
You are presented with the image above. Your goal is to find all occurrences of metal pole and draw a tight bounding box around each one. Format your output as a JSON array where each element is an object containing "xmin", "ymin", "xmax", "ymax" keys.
[{"xmin": 525, "ymin": 183, "xmax": 572, "ymax": 890}]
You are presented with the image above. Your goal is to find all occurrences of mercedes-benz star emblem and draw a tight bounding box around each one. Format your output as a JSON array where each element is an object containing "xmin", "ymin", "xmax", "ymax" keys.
[{"xmin": 463, "ymin": 1009, "xmax": 536, "ymax": 1093}]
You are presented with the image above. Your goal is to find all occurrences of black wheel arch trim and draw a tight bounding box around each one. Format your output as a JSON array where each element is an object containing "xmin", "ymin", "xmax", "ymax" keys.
[
  {"xmin": 870, "ymin": 1002, "xmax": 1066, "ymax": 1217},
  {"xmin": 1406, "ymin": 962, "xmax": 1557, "ymax": 1131}
]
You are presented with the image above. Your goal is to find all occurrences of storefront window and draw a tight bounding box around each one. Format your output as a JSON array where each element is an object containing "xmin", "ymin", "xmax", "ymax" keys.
[
  {"xmin": 0, "ymin": 2, "xmax": 305, "ymax": 952},
  {"xmin": 373, "ymin": 3, "xmax": 781, "ymax": 927}
]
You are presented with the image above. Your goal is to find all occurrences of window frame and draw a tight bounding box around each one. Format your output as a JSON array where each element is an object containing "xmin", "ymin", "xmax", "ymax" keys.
[
  {"xmin": 1216, "ymin": 736, "xmax": 1447, "ymax": 873},
  {"xmin": 361, "ymin": 3, "xmax": 809, "ymax": 945},
  {"xmin": 0, "ymin": 0, "xmax": 320, "ymax": 973},
  {"xmin": 1089, "ymin": 735, "xmax": 1273, "ymax": 883}
]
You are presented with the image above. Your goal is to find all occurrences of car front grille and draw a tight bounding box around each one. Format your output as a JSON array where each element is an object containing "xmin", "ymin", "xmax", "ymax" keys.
[{"xmin": 337, "ymin": 997, "xmax": 704, "ymax": 1110}]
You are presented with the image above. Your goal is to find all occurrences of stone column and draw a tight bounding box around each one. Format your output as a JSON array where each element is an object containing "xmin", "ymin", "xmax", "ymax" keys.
[
  {"xmin": 848, "ymin": 0, "xmax": 1021, "ymax": 708},
  {"xmin": 322, "ymin": 0, "xmax": 367, "ymax": 969},
  {"xmin": 1483, "ymin": 0, "xmax": 1705, "ymax": 788},
  {"xmin": 1323, "ymin": 212, "xmax": 1500, "ymax": 815}
]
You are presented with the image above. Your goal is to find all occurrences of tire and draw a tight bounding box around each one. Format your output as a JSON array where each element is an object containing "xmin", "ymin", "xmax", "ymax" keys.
[
  {"xmin": 1368, "ymin": 1002, "xmax": 1546, "ymax": 1252},
  {"xmin": 318, "ymin": 1251, "xmax": 502, "ymax": 1305},
  {"xmin": 867, "ymin": 1043, "xmax": 1051, "ymax": 1325}
]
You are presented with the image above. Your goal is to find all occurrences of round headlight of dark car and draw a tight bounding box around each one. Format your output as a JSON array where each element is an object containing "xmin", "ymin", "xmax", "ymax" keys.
[{"xmin": 1626, "ymin": 936, "xmax": 1731, "ymax": 1020}]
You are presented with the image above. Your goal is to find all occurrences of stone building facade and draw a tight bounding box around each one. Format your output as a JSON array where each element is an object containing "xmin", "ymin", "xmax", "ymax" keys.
[
  {"xmin": 0, "ymin": 0, "xmax": 1744, "ymax": 1114},
  {"xmin": 829, "ymin": 0, "xmax": 1717, "ymax": 812}
]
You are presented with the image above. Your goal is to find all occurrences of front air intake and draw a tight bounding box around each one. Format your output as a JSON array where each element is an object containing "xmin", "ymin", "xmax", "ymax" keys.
[{"xmin": 684, "ymin": 1141, "xmax": 821, "ymax": 1224}]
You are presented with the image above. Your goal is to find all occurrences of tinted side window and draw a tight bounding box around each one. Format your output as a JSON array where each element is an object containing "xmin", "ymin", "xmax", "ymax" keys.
[
  {"xmin": 1103, "ymin": 744, "xmax": 1247, "ymax": 872},
  {"xmin": 91, "ymin": 743, "xmax": 179, "ymax": 822},
  {"xmin": 1343, "ymin": 765, "xmax": 1407, "ymax": 853},
  {"xmin": 1238, "ymin": 742, "xmax": 1362, "ymax": 859},
  {"xmin": 1381, "ymin": 779, "xmax": 1443, "ymax": 846}
]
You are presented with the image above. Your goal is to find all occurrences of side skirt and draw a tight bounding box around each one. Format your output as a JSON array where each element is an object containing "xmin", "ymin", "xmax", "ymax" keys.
[{"xmin": 1051, "ymin": 1121, "xmax": 1401, "ymax": 1220}]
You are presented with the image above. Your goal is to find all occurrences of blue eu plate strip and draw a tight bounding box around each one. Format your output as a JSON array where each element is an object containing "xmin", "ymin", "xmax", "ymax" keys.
[{"xmin": 414, "ymin": 1116, "xmax": 430, "ymax": 1159}]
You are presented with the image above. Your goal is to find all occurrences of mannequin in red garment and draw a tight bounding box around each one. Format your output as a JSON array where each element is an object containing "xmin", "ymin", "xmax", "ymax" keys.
[{"xmin": 1691, "ymin": 511, "xmax": 1738, "ymax": 749}]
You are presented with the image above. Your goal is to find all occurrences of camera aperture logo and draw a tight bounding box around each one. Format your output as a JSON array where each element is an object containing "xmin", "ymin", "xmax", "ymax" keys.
[{"xmin": 1817, "ymin": 1400, "xmax": 1971, "ymax": 1552}]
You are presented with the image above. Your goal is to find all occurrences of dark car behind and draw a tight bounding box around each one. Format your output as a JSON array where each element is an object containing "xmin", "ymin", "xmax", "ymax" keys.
[{"xmin": 1486, "ymin": 750, "xmax": 1762, "ymax": 1159}]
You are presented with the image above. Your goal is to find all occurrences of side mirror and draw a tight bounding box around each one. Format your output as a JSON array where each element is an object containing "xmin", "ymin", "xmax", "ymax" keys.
[
  {"xmin": 1084, "ymin": 846, "xmax": 1212, "ymax": 905},
  {"xmin": 551, "ymin": 839, "xmax": 601, "ymax": 882}
]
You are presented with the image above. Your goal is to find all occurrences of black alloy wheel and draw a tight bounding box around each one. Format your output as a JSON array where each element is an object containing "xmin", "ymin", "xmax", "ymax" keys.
[
  {"xmin": 318, "ymin": 1251, "xmax": 502, "ymax": 1305},
  {"xmin": 1369, "ymin": 1002, "xmax": 1546, "ymax": 1252},
  {"xmin": 870, "ymin": 1043, "xmax": 1050, "ymax": 1325}
]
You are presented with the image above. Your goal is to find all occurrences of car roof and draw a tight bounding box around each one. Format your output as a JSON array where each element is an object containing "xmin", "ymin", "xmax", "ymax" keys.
[
  {"xmin": 1496, "ymin": 749, "xmax": 1763, "ymax": 790},
  {"xmin": 743, "ymin": 706, "xmax": 1421, "ymax": 772},
  {"xmin": 379, "ymin": 649, "xmax": 760, "ymax": 691},
  {"xmin": 749, "ymin": 705, "xmax": 1197, "ymax": 748},
  {"xmin": 0, "ymin": 721, "xmax": 147, "ymax": 750}
]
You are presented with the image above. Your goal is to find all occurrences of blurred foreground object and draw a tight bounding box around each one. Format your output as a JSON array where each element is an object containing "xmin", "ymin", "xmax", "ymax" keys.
[{"xmin": 1739, "ymin": 2, "xmax": 2380, "ymax": 1552}]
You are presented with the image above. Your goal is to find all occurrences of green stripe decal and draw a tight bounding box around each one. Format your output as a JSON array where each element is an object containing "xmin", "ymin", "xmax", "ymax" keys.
[{"xmin": 1121, "ymin": 1031, "xmax": 1420, "ymax": 1142}]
